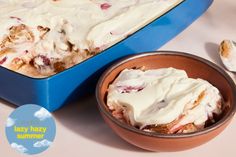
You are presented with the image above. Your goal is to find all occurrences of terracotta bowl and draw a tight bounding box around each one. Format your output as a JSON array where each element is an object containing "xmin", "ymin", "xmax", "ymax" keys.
[{"xmin": 96, "ymin": 51, "xmax": 236, "ymax": 151}]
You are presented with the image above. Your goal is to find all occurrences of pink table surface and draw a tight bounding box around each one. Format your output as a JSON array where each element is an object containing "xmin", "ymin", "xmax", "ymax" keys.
[{"xmin": 0, "ymin": 0, "xmax": 236, "ymax": 156}]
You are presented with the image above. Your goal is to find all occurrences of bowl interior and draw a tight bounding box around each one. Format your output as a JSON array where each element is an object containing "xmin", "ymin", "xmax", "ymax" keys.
[{"xmin": 97, "ymin": 52, "xmax": 236, "ymax": 136}]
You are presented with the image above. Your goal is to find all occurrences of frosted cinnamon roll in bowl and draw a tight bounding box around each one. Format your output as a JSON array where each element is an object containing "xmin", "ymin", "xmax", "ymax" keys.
[
  {"xmin": 107, "ymin": 68, "xmax": 223, "ymax": 134},
  {"xmin": 96, "ymin": 51, "xmax": 236, "ymax": 151}
]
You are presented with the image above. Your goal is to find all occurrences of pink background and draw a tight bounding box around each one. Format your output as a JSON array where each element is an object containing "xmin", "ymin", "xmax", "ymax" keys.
[{"xmin": 0, "ymin": 0, "xmax": 235, "ymax": 156}]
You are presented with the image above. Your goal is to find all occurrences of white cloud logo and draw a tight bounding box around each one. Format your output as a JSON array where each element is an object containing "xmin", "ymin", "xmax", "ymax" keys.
[
  {"xmin": 33, "ymin": 139, "xmax": 52, "ymax": 148},
  {"xmin": 34, "ymin": 108, "xmax": 51, "ymax": 121},
  {"xmin": 11, "ymin": 143, "xmax": 28, "ymax": 153},
  {"xmin": 6, "ymin": 117, "xmax": 15, "ymax": 127}
]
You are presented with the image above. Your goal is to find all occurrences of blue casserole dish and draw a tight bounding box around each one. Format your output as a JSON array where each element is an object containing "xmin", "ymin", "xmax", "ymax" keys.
[{"xmin": 0, "ymin": 0, "xmax": 213, "ymax": 111}]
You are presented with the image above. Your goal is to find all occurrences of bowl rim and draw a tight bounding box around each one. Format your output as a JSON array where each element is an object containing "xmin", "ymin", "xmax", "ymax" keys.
[{"xmin": 96, "ymin": 51, "xmax": 236, "ymax": 139}]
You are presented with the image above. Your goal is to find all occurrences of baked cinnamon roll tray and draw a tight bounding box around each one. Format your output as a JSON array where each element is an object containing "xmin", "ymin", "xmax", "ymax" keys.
[{"xmin": 0, "ymin": 0, "xmax": 213, "ymax": 111}]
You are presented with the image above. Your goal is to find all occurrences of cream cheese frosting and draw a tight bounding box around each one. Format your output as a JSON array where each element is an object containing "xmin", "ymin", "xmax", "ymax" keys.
[
  {"xmin": 0, "ymin": 0, "xmax": 182, "ymax": 77},
  {"xmin": 107, "ymin": 68, "xmax": 222, "ymax": 130},
  {"xmin": 219, "ymin": 40, "xmax": 236, "ymax": 72}
]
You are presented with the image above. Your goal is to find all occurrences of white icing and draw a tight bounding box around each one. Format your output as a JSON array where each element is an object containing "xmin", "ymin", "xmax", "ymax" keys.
[
  {"xmin": 0, "ymin": 0, "xmax": 182, "ymax": 77},
  {"xmin": 107, "ymin": 68, "xmax": 222, "ymax": 127},
  {"xmin": 220, "ymin": 40, "xmax": 236, "ymax": 72}
]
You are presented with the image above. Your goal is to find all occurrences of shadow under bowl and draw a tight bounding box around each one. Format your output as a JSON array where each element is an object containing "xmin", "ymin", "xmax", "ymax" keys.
[{"xmin": 96, "ymin": 51, "xmax": 236, "ymax": 152}]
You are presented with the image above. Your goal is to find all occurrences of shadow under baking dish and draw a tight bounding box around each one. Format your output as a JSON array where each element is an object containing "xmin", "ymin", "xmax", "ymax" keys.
[{"xmin": 0, "ymin": 0, "xmax": 213, "ymax": 111}]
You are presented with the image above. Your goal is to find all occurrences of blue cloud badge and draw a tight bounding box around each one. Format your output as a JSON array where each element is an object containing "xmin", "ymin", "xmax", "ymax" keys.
[{"xmin": 5, "ymin": 104, "xmax": 56, "ymax": 155}]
